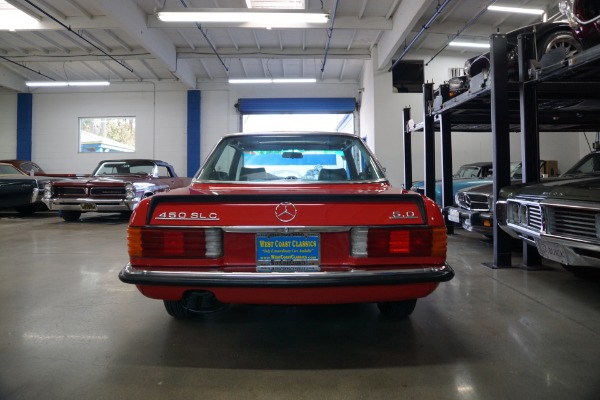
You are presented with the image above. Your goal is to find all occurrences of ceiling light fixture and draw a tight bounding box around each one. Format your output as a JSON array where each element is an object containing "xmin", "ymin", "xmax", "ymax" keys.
[
  {"xmin": 26, "ymin": 81, "xmax": 111, "ymax": 87},
  {"xmin": 156, "ymin": 8, "xmax": 329, "ymax": 25},
  {"xmin": 487, "ymin": 5, "xmax": 545, "ymax": 15},
  {"xmin": 228, "ymin": 78, "xmax": 317, "ymax": 84},
  {"xmin": 449, "ymin": 41, "xmax": 490, "ymax": 49}
]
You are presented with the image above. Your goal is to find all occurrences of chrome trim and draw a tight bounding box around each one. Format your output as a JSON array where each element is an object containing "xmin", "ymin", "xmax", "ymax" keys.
[
  {"xmin": 536, "ymin": 235, "xmax": 600, "ymax": 268},
  {"xmin": 119, "ymin": 262, "xmax": 454, "ymax": 286},
  {"xmin": 221, "ymin": 226, "xmax": 352, "ymax": 233},
  {"xmin": 44, "ymin": 197, "xmax": 139, "ymax": 211}
]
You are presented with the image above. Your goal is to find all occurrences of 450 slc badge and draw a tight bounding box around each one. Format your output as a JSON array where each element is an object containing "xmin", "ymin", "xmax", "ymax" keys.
[{"xmin": 156, "ymin": 211, "xmax": 219, "ymax": 221}]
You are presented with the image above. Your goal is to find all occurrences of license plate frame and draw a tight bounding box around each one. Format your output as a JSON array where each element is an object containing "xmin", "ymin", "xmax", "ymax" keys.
[
  {"xmin": 536, "ymin": 240, "xmax": 568, "ymax": 264},
  {"xmin": 256, "ymin": 233, "xmax": 320, "ymax": 272}
]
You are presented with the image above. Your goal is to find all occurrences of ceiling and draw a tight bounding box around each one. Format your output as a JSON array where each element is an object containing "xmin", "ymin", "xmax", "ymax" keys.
[{"xmin": 0, "ymin": 0, "xmax": 564, "ymax": 91}]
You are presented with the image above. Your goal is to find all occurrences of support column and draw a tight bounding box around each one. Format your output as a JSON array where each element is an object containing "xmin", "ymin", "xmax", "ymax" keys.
[
  {"xmin": 423, "ymin": 83, "xmax": 436, "ymax": 201},
  {"xmin": 17, "ymin": 93, "xmax": 33, "ymax": 161},
  {"xmin": 187, "ymin": 90, "xmax": 201, "ymax": 177},
  {"xmin": 402, "ymin": 107, "xmax": 412, "ymax": 190},
  {"xmin": 489, "ymin": 34, "xmax": 513, "ymax": 268},
  {"xmin": 438, "ymin": 84, "xmax": 454, "ymax": 234},
  {"xmin": 518, "ymin": 32, "xmax": 543, "ymax": 268}
]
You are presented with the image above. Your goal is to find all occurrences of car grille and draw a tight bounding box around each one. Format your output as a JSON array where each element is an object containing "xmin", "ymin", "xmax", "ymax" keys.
[
  {"xmin": 54, "ymin": 186, "xmax": 126, "ymax": 197},
  {"xmin": 507, "ymin": 198, "xmax": 542, "ymax": 231},
  {"xmin": 57, "ymin": 187, "xmax": 86, "ymax": 197},
  {"xmin": 456, "ymin": 192, "xmax": 489, "ymax": 211},
  {"xmin": 546, "ymin": 207, "xmax": 599, "ymax": 240},
  {"xmin": 90, "ymin": 187, "xmax": 126, "ymax": 196}
]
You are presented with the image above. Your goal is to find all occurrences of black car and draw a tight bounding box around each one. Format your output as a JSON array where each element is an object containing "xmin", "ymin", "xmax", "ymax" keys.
[{"xmin": 0, "ymin": 162, "xmax": 52, "ymax": 214}]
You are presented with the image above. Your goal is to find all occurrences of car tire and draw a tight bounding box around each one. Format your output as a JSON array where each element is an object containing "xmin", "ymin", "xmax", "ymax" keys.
[
  {"xmin": 163, "ymin": 300, "xmax": 195, "ymax": 318},
  {"xmin": 537, "ymin": 30, "xmax": 582, "ymax": 59},
  {"xmin": 61, "ymin": 210, "xmax": 81, "ymax": 222},
  {"xmin": 377, "ymin": 299, "xmax": 417, "ymax": 318},
  {"xmin": 14, "ymin": 204, "xmax": 38, "ymax": 215},
  {"xmin": 562, "ymin": 264, "xmax": 600, "ymax": 279}
]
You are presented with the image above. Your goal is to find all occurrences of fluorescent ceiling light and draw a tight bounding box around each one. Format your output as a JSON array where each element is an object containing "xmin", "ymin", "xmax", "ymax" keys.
[
  {"xmin": 228, "ymin": 78, "xmax": 316, "ymax": 84},
  {"xmin": 26, "ymin": 81, "xmax": 110, "ymax": 87},
  {"xmin": 0, "ymin": 0, "xmax": 40, "ymax": 30},
  {"xmin": 449, "ymin": 41, "xmax": 490, "ymax": 49},
  {"xmin": 488, "ymin": 5, "xmax": 545, "ymax": 15},
  {"xmin": 245, "ymin": 0, "xmax": 305, "ymax": 9},
  {"xmin": 156, "ymin": 9, "xmax": 328, "ymax": 24}
]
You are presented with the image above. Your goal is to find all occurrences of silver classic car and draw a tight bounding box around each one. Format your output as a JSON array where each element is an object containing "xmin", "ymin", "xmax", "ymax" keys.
[
  {"xmin": 43, "ymin": 159, "xmax": 191, "ymax": 222},
  {"xmin": 497, "ymin": 152, "xmax": 600, "ymax": 274}
]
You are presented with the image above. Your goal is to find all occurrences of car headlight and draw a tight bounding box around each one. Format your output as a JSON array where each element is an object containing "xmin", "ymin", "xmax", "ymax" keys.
[
  {"xmin": 125, "ymin": 183, "xmax": 135, "ymax": 200},
  {"xmin": 43, "ymin": 182, "xmax": 52, "ymax": 199}
]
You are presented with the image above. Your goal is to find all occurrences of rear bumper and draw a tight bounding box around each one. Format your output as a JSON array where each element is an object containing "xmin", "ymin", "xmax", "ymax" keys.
[{"xmin": 119, "ymin": 262, "xmax": 454, "ymax": 288}]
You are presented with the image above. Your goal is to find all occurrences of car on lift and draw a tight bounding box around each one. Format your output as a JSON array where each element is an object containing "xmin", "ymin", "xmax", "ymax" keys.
[
  {"xmin": 411, "ymin": 161, "xmax": 494, "ymax": 206},
  {"xmin": 43, "ymin": 159, "xmax": 191, "ymax": 222},
  {"xmin": 447, "ymin": 20, "xmax": 583, "ymax": 97},
  {"xmin": 497, "ymin": 151, "xmax": 600, "ymax": 275},
  {"xmin": 0, "ymin": 162, "xmax": 52, "ymax": 214},
  {"xmin": 560, "ymin": 0, "xmax": 600, "ymax": 49},
  {"xmin": 118, "ymin": 132, "xmax": 454, "ymax": 319}
]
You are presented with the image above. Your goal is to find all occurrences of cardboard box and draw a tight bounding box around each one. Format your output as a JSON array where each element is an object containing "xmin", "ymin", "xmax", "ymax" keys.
[{"xmin": 541, "ymin": 160, "xmax": 558, "ymax": 177}]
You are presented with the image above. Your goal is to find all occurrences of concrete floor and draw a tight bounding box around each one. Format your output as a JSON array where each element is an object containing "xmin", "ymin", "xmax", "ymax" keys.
[{"xmin": 1, "ymin": 210, "xmax": 599, "ymax": 400}]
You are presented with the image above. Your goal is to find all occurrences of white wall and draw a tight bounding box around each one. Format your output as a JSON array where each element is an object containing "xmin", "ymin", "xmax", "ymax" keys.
[{"xmin": 0, "ymin": 90, "xmax": 17, "ymax": 160}]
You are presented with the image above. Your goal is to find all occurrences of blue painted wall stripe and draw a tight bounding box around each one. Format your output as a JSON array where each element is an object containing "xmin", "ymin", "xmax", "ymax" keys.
[
  {"xmin": 187, "ymin": 90, "xmax": 201, "ymax": 177},
  {"xmin": 16, "ymin": 93, "xmax": 33, "ymax": 160}
]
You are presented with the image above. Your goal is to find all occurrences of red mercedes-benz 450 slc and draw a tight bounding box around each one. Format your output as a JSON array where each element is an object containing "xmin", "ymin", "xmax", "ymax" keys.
[{"xmin": 119, "ymin": 132, "xmax": 454, "ymax": 319}]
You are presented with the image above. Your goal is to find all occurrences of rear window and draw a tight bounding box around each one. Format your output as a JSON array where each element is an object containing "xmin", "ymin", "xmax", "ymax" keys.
[{"xmin": 196, "ymin": 134, "xmax": 386, "ymax": 183}]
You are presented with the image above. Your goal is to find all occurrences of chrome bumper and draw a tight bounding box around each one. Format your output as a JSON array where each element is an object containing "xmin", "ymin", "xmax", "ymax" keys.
[
  {"xmin": 536, "ymin": 235, "xmax": 600, "ymax": 268},
  {"xmin": 44, "ymin": 197, "xmax": 138, "ymax": 212},
  {"xmin": 119, "ymin": 262, "xmax": 455, "ymax": 287}
]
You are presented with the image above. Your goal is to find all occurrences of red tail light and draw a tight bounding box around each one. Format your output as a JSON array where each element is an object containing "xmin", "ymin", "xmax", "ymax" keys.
[
  {"xmin": 351, "ymin": 227, "xmax": 446, "ymax": 258},
  {"xmin": 128, "ymin": 227, "xmax": 222, "ymax": 258}
]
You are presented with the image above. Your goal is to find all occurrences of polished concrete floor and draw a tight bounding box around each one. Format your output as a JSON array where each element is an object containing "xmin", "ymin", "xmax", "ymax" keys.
[{"xmin": 1, "ymin": 210, "xmax": 599, "ymax": 400}]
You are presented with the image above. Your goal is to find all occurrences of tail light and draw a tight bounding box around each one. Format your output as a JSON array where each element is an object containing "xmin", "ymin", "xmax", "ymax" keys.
[
  {"xmin": 128, "ymin": 227, "xmax": 222, "ymax": 258},
  {"xmin": 351, "ymin": 227, "xmax": 446, "ymax": 258}
]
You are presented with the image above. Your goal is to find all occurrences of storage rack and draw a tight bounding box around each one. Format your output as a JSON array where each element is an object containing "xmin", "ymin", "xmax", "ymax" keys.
[{"xmin": 405, "ymin": 33, "xmax": 600, "ymax": 268}]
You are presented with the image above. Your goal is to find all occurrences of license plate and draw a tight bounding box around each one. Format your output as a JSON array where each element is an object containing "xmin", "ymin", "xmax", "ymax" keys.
[
  {"xmin": 81, "ymin": 203, "xmax": 97, "ymax": 211},
  {"xmin": 447, "ymin": 208, "xmax": 460, "ymax": 223},
  {"xmin": 256, "ymin": 233, "xmax": 320, "ymax": 272},
  {"xmin": 536, "ymin": 240, "xmax": 568, "ymax": 264}
]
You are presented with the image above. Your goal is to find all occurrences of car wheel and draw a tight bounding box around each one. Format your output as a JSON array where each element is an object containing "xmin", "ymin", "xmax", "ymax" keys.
[
  {"xmin": 61, "ymin": 210, "xmax": 81, "ymax": 222},
  {"xmin": 14, "ymin": 204, "xmax": 38, "ymax": 215},
  {"xmin": 163, "ymin": 300, "xmax": 195, "ymax": 318},
  {"xmin": 562, "ymin": 264, "xmax": 600, "ymax": 279},
  {"xmin": 377, "ymin": 299, "xmax": 417, "ymax": 318},
  {"xmin": 537, "ymin": 30, "xmax": 582, "ymax": 59}
]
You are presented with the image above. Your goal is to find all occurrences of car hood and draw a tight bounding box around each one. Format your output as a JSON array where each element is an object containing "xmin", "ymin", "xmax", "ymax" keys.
[
  {"xmin": 501, "ymin": 173, "xmax": 600, "ymax": 200},
  {"xmin": 53, "ymin": 175, "xmax": 147, "ymax": 186}
]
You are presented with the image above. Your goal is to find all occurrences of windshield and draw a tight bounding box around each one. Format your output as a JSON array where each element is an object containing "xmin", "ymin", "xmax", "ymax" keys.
[
  {"xmin": 563, "ymin": 152, "xmax": 600, "ymax": 175},
  {"xmin": 453, "ymin": 165, "xmax": 485, "ymax": 178},
  {"xmin": 93, "ymin": 161, "xmax": 156, "ymax": 176},
  {"xmin": 196, "ymin": 133, "xmax": 386, "ymax": 183}
]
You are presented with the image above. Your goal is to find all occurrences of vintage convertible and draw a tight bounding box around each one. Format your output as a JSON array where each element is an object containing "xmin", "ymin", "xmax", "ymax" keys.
[
  {"xmin": 43, "ymin": 159, "xmax": 190, "ymax": 221},
  {"xmin": 119, "ymin": 132, "xmax": 454, "ymax": 319},
  {"xmin": 497, "ymin": 151, "xmax": 600, "ymax": 275}
]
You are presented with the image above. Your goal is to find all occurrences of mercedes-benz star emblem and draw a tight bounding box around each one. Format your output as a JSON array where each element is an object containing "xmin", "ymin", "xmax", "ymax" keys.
[{"xmin": 275, "ymin": 202, "xmax": 297, "ymax": 223}]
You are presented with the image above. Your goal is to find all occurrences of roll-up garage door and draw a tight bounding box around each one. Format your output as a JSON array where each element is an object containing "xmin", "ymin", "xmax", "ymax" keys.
[{"xmin": 236, "ymin": 97, "xmax": 356, "ymax": 114}]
